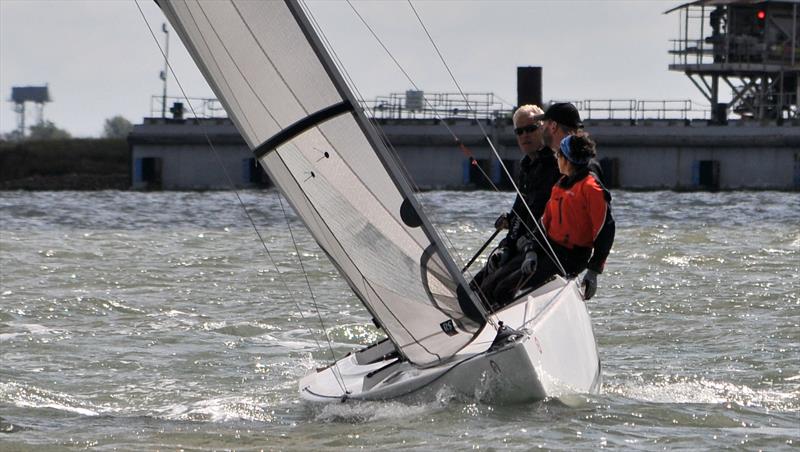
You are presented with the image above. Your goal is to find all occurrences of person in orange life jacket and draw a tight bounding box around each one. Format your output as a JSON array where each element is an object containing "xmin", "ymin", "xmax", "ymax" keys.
[
  {"xmin": 470, "ymin": 105, "xmax": 561, "ymax": 303},
  {"xmin": 474, "ymin": 103, "xmax": 585, "ymax": 307},
  {"xmin": 490, "ymin": 131, "xmax": 615, "ymax": 306},
  {"xmin": 535, "ymin": 102, "xmax": 605, "ymax": 185}
]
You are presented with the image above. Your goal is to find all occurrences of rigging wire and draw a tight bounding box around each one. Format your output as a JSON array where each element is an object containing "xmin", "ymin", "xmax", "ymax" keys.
[
  {"xmin": 133, "ymin": 0, "xmax": 349, "ymax": 395},
  {"xmin": 274, "ymin": 192, "xmax": 351, "ymax": 388},
  {"xmin": 406, "ymin": 0, "xmax": 567, "ymax": 277},
  {"xmin": 301, "ymin": 0, "xmax": 494, "ymax": 273},
  {"xmin": 338, "ymin": 0, "xmax": 501, "ymax": 281},
  {"xmin": 344, "ymin": 1, "xmax": 484, "ymax": 191}
]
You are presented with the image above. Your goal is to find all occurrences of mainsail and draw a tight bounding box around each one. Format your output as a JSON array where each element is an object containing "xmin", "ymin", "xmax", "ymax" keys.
[{"xmin": 158, "ymin": 0, "xmax": 486, "ymax": 366}]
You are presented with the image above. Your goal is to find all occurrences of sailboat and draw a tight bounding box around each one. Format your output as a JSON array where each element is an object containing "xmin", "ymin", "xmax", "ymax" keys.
[{"xmin": 157, "ymin": 0, "xmax": 601, "ymax": 403}]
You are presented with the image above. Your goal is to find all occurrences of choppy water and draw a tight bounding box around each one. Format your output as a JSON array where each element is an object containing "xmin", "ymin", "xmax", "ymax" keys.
[{"xmin": 1, "ymin": 190, "xmax": 798, "ymax": 450}]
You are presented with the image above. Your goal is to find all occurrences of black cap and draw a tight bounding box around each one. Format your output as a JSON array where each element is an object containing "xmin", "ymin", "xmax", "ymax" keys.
[{"xmin": 533, "ymin": 102, "xmax": 583, "ymax": 129}]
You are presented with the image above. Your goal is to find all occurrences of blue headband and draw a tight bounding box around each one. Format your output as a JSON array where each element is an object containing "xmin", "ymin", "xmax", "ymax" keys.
[{"xmin": 559, "ymin": 135, "xmax": 589, "ymax": 166}]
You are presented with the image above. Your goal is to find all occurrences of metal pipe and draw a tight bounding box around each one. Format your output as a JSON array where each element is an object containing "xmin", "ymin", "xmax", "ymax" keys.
[
  {"xmin": 793, "ymin": 3, "xmax": 797, "ymax": 67},
  {"xmin": 700, "ymin": 5, "xmax": 705, "ymax": 64},
  {"xmin": 684, "ymin": 8, "xmax": 689, "ymax": 65},
  {"xmin": 161, "ymin": 23, "xmax": 170, "ymax": 119}
]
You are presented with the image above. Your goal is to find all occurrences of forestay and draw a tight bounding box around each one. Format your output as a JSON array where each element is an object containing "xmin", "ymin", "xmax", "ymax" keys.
[{"xmin": 159, "ymin": 0, "xmax": 485, "ymax": 366}]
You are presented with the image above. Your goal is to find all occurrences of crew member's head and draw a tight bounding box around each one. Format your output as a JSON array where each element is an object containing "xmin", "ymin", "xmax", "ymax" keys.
[
  {"xmin": 535, "ymin": 102, "xmax": 583, "ymax": 150},
  {"xmin": 512, "ymin": 104, "xmax": 544, "ymax": 156},
  {"xmin": 556, "ymin": 130, "xmax": 596, "ymax": 176}
]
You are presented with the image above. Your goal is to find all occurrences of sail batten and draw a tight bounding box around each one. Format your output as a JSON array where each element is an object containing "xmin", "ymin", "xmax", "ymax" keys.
[
  {"xmin": 254, "ymin": 101, "xmax": 354, "ymax": 158},
  {"xmin": 159, "ymin": 0, "xmax": 486, "ymax": 366}
]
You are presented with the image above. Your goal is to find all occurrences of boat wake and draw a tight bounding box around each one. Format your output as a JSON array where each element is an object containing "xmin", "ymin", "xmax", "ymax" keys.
[
  {"xmin": 312, "ymin": 400, "xmax": 438, "ymax": 423},
  {"xmin": 309, "ymin": 385, "xmax": 464, "ymax": 423}
]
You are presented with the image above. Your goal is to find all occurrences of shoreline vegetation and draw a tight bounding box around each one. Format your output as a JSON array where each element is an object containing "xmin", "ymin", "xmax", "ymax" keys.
[{"xmin": 0, "ymin": 138, "xmax": 129, "ymax": 190}]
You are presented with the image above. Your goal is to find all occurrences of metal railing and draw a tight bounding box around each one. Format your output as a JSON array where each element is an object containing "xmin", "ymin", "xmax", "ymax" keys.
[
  {"xmin": 553, "ymin": 99, "xmax": 698, "ymax": 121},
  {"xmin": 362, "ymin": 92, "xmax": 510, "ymax": 120},
  {"xmin": 147, "ymin": 93, "xmax": 705, "ymax": 123},
  {"xmin": 150, "ymin": 95, "xmax": 228, "ymax": 119},
  {"xmin": 637, "ymin": 100, "xmax": 695, "ymax": 120}
]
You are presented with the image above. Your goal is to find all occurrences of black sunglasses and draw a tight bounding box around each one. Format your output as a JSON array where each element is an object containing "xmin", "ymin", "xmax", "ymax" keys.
[{"xmin": 514, "ymin": 124, "xmax": 539, "ymax": 136}]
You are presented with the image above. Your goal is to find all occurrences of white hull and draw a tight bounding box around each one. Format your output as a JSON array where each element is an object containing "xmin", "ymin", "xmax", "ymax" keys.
[{"xmin": 299, "ymin": 276, "xmax": 601, "ymax": 404}]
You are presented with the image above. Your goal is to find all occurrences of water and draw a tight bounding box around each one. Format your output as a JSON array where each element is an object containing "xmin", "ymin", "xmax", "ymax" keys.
[{"xmin": 1, "ymin": 190, "xmax": 798, "ymax": 450}]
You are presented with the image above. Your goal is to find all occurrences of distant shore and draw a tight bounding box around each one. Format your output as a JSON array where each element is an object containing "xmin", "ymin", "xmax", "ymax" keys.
[{"xmin": 0, "ymin": 138, "xmax": 129, "ymax": 190}]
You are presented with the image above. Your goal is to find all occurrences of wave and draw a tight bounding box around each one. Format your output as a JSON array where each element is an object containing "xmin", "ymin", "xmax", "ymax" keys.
[
  {"xmin": 0, "ymin": 382, "xmax": 101, "ymax": 417},
  {"xmin": 606, "ymin": 375, "xmax": 800, "ymax": 412}
]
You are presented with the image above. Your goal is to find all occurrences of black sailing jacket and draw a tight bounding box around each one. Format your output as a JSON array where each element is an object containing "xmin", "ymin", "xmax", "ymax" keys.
[{"xmin": 501, "ymin": 147, "xmax": 562, "ymax": 252}]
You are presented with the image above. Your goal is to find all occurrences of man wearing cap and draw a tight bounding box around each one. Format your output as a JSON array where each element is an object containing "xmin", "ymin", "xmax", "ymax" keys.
[
  {"xmin": 471, "ymin": 104, "xmax": 561, "ymax": 307},
  {"xmin": 534, "ymin": 102, "xmax": 604, "ymax": 182}
]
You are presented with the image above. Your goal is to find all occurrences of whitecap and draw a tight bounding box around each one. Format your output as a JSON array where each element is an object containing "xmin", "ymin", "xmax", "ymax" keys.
[
  {"xmin": 608, "ymin": 376, "xmax": 799, "ymax": 410},
  {"xmin": 155, "ymin": 396, "xmax": 274, "ymax": 423},
  {"xmin": 0, "ymin": 323, "xmax": 54, "ymax": 341},
  {"xmin": 0, "ymin": 382, "xmax": 101, "ymax": 416}
]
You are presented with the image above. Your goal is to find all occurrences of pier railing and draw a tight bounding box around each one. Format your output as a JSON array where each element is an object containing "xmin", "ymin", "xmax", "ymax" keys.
[
  {"xmin": 553, "ymin": 99, "xmax": 699, "ymax": 121},
  {"xmin": 361, "ymin": 92, "xmax": 510, "ymax": 121},
  {"xmin": 150, "ymin": 96, "xmax": 228, "ymax": 119},
  {"xmin": 149, "ymin": 93, "xmax": 705, "ymax": 122}
]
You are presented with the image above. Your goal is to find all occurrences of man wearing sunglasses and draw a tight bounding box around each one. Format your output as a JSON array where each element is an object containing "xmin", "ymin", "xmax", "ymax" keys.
[
  {"xmin": 472, "ymin": 104, "xmax": 561, "ymax": 307},
  {"xmin": 534, "ymin": 102, "xmax": 603, "ymax": 182}
]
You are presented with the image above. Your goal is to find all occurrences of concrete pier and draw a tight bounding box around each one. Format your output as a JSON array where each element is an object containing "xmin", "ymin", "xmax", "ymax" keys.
[{"xmin": 128, "ymin": 117, "xmax": 800, "ymax": 190}]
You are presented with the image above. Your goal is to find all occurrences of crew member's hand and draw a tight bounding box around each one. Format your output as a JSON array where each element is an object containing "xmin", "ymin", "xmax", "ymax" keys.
[
  {"xmin": 516, "ymin": 235, "xmax": 533, "ymax": 253},
  {"xmin": 494, "ymin": 213, "xmax": 509, "ymax": 230},
  {"xmin": 582, "ymin": 270, "xmax": 598, "ymax": 300},
  {"xmin": 520, "ymin": 251, "xmax": 538, "ymax": 275},
  {"xmin": 487, "ymin": 247, "xmax": 507, "ymax": 273}
]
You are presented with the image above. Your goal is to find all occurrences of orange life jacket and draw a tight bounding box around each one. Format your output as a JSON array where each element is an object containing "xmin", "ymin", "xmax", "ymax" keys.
[{"xmin": 542, "ymin": 172, "xmax": 609, "ymax": 250}]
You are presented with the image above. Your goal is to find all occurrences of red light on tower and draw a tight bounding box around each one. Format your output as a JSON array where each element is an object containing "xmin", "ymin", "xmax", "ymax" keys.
[{"xmin": 757, "ymin": 10, "xmax": 766, "ymax": 20}]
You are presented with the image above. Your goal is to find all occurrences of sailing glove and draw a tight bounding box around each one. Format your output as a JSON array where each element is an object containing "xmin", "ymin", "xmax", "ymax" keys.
[
  {"xmin": 487, "ymin": 247, "xmax": 509, "ymax": 273},
  {"xmin": 515, "ymin": 235, "xmax": 534, "ymax": 253},
  {"xmin": 520, "ymin": 250, "xmax": 538, "ymax": 275},
  {"xmin": 582, "ymin": 269, "xmax": 598, "ymax": 300},
  {"xmin": 494, "ymin": 213, "xmax": 509, "ymax": 230}
]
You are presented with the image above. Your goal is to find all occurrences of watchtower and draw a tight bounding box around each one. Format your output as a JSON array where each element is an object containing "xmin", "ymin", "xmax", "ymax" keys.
[
  {"xmin": 667, "ymin": 0, "xmax": 799, "ymax": 123},
  {"xmin": 10, "ymin": 85, "xmax": 51, "ymax": 137}
]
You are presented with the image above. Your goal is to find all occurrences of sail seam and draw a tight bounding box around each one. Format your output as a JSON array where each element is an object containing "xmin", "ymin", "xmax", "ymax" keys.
[
  {"xmin": 181, "ymin": 2, "xmax": 262, "ymax": 144},
  {"xmin": 228, "ymin": 1, "xmax": 328, "ymax": 122}
]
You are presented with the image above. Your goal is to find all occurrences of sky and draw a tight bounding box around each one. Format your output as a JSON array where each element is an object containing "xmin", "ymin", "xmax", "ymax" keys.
[{"xmin": 0, "ymin": 0, "xmax": 705, "ymax": 138}]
